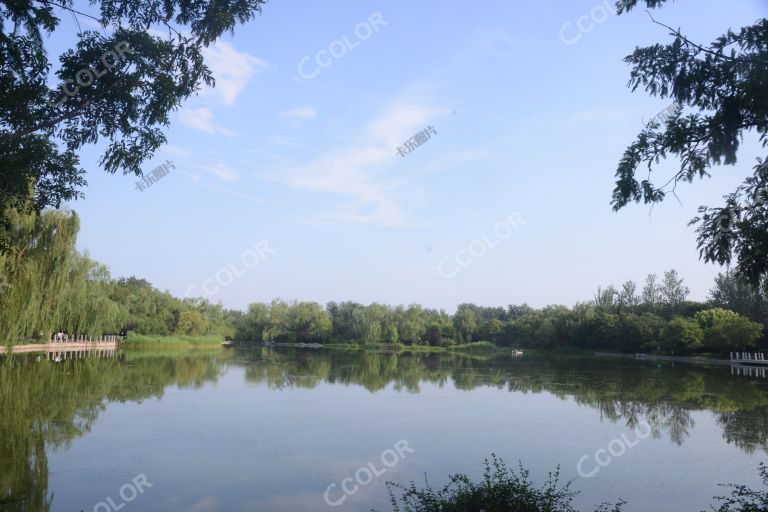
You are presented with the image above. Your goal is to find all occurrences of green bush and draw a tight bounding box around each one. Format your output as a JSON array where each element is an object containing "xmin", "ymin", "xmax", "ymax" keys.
[
  {"xmin": 175, "ymin": 310, "xmax": 209, "ymax": 336},
  {"xmin": 695, "ymin": 309, "xmax": 764, "ymax": 352},
  {"xmin": 660, "ymin": 316, "xmax": 704, "ymax": 354},
  {"xmin": 123, "ymin": 333, "xmax": 223, "ymax": 345},
  {"xmin": 383, "ymin": 455, "xmax": 624, "ymax": 512},
  {"xmin": 457, "ymin": 341, "xmax": 498, "ymax": 351},
  {"xmin": 711, "ymin": 464, "xmax": 768, "ymax": 512},
  {"xmin": 384, "ymin": 458, "xmax": 768, "ymax": 512}
]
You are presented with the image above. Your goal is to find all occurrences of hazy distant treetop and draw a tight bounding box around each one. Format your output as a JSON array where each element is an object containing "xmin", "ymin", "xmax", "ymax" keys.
[{"xmin": 611, "ymin": 0, "xmax": 768, "ymax": 284}]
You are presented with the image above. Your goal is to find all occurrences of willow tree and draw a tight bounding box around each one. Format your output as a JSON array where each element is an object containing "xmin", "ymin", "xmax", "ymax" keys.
[
  {"xmin": 0, "ymin": 207, "xmax": 125, "ymax": 345},
  {"xmin": 52, "ymin": 254, "xmax": 127, "ymax": 337},
  {"xmin": 0, "ymin": 207, "xmax": 79, "ymax": 344}
]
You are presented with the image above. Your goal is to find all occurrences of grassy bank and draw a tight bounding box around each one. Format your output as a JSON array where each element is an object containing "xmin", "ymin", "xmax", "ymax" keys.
[
  {"xmin": 122, "ymin": 333, "xmax": 224, "ymax": 348},
  {"xmin": 322, "ymin": 341, "xmax": 509, "ymax": 353}
]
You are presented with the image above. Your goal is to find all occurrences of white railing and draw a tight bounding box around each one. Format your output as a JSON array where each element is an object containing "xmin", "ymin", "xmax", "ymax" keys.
[
  {"xmin": 50, "ymin": 334, "xmax": 119, "ymax": 343},
  {"xmin": 730, "ymin": 352, "xmax": 767, "ymax": 362}
]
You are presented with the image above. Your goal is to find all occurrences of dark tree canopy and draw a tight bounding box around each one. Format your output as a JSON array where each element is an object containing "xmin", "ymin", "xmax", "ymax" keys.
[
  {"xmin": 611, "ymin": 0, "xmax": 768, "ymax": 284},
  {"xmin": 0, "ymin": 0, "xmax": 266, "ymax": 214}
]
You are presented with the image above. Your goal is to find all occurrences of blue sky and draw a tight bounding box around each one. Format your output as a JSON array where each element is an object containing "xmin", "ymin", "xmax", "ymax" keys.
[{"xmin": 59, "ymin": 0, "xmax": 766, "ymax": 311}]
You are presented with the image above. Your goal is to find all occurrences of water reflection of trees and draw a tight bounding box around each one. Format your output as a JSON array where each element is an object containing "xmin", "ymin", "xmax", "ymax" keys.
[
  {"xmin": 3, "ymin": 349, "xmax": 768, "ymax": 510},
  {"xmin": 718, "ymin": 407, "xmax": 768, "ymax": 454},
  {"xmin": 241, "ymin": 349, "xmax": 768, "ymax": 452},
  {"xmin": 0, "ymin": 353, "xmax": 222, "ymax": 511}
]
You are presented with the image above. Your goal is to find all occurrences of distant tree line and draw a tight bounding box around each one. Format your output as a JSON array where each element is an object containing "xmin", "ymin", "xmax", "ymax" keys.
[
  {"xmin": 231, "ymin": 270, "xmax": 766, "ymax": 355},
  {"xmin": 1, "ymin": 206, "xmax": 765, "ymax": 354}
]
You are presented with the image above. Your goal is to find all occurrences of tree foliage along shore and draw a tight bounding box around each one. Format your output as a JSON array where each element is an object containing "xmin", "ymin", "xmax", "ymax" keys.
[
  {"xmin": 0, "ymin": 206, "xmax": 238, "ymax": 345},
  {"xmin": 0, "ymin": 206, "xmax": 765, "ymax": 354},
  {"xmin": 612, "ymin": 0, "xmax": 768, "ymax": 285},
  {"xmin": 233, "ymin": 287, "xmax": 764, "ymax": 355}
]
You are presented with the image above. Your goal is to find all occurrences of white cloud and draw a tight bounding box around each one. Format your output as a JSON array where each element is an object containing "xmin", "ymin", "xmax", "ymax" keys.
[
  {"xmin": 197, "ymin": 163, "xmax": 240, "ymax": 182},
  {"xmin": 200, "ymin": 41, "xmax": 269, "ymax": 105},
  {"xmin": 427, "ymin": 147, "xmax": 501, "ymax": 173},
  {"xmin": 268, "ymin": 99, "xmax": 445, "ymax": 226},
  {"xmin": 205, "ymin": 183, "xmax": 264, "ymax": 202},
  {"xmin": 161, "ymin": 145, "xmax": 191, "ymax": 158},
  {"xmin": 180, "ymin": 171, "xmax": 202, "ymax": 182},
  {"xmin": 558, "ymin": 108, "xmax": 631, "ymax": 129},
  {"xmin": 368, "ymin": 101, "xmax": 445, "ymax": 148},
  {"xmin": 178, "ymin": 107, "xmax": 237, "ymax": 137},
  {"xmin": 179, "ymin": 497, "xmax": 220, "ymax": 512},
  {"xmin": 281, "ymin": 106, "xmax": 317, "ymax": 121},
  {"xmin": 266, "ymin": 136, "xmax": 300, "ymax": 147}
]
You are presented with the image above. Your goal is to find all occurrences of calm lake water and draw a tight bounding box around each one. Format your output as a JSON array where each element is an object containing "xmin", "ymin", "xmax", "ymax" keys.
[{"xmin": 2, "ymin": 348, "xmax": 767, "ymax": 512}]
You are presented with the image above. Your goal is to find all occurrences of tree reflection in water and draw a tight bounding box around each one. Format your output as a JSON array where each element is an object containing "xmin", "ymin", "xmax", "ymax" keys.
[
  {"xmin": 2, "ymin": 348, "xmax": 767, "ymax": 510},
  {"xmin": 0, "ymin": 352, "xmax": 222, "ymax": 511},
  {"xmin": 243, "ymin": 349, "xmax": 768, "ymax": 451}
]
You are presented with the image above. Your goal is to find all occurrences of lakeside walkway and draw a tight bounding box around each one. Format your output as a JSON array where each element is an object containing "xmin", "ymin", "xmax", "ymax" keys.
[
  {"xmin": 596, "ymin": 352, "xmax": 768, "ymax": 367},
  {"xmin": 0, "ymin": 341, "xmax": 118, "ymax": 358}
]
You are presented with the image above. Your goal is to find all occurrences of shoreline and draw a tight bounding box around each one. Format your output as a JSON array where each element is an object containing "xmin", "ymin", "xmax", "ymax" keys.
[
  {"xmin": 250, "ymin": 341, "xmax": 512, "ymax": 353},
  {"xmin": 595, "ymin": 352, "xmax": 756, "ymax": 367},
  {"xmin": 0, "ymin": 341, "xmax": 118, "ymax": 355}
]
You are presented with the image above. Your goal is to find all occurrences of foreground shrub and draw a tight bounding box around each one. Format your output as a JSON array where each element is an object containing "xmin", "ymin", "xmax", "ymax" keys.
[
  {"xmin": 382, "ymin": 455, "xmax": 624, "ymax": 512},
  {"xmin": 383, "ymin": 457, "xmax": 768, "ymax": 512},
  {"xmin": 712, "ymin": 463, "xmax": 768, "ymax": 512}
]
